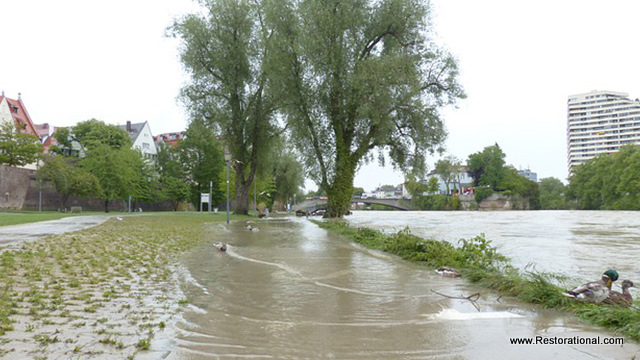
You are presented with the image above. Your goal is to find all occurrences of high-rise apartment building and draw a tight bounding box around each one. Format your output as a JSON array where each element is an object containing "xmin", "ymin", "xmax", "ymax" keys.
[{"xmin": 567, "ymin": 90, "xmax": 640, "ymax": 174}]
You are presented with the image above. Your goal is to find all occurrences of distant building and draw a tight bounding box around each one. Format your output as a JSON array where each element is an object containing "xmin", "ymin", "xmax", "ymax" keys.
[
  {"xmin": 517, "ymin": 168, "xmax": 537, "ymax": 182},
  {"xmin": 363, "ymin": 184, "xmax": 404, "ymax": 199},
  {"xmin": 120, "ymin": 121, "xmax": 157, "ymax": 162},
  {"xmin": 425, "ymin": 166, "xmax": 474, "ymax": 195},
  {"xmin": 42, "ymin": 127, "xmax": 84, "ymax": 157},
  {"xmin": 567, "ymin": 90, "xmax": 640, "ymax": 174},
  {"xmin": 154, "ymin": 131, "xmax": 185, "ymax": 147},
  {"xmin": 0, "ymin": 92, "xmax": 40, "ymax": 140},
  {"xmin": 0, "ymin": 92, "xmax": 42, "ymax": 169}
]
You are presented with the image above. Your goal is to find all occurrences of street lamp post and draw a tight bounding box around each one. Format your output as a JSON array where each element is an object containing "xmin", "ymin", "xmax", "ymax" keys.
[{"xmin": 224, "ymin": 149, "xmax": 232, "ymax": 224}]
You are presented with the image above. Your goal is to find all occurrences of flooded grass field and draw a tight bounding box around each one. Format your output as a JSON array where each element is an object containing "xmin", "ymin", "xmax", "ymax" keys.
[
  {"xmin": 1, "ymin": 211, "xmax": 639, "ymax": 359},
  {"xmin": 0, "ymin": 213, "xmax": 246, "ymax": 359},
  {"xmin": 171, "ymin": 214, "xmax": 640, "ymax": 359}
]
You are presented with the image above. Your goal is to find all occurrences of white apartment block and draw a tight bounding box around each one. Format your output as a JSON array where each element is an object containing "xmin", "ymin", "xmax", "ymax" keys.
[{"xmin": 567, "ymin": 90, "xmax": 640, "ymax": 174}]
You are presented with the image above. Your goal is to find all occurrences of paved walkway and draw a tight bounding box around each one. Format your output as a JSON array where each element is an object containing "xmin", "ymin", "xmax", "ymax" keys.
[{"xmin": 0, "ymin": 215, "xmax": 113, "ymax": 246}]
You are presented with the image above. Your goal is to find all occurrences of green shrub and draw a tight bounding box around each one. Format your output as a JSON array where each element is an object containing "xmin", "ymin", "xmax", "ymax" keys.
[
  {"xmin": 457, "ymin": 234, "xmax": 507, "ymax": 268},
  {"xmin": 452, "ymin": 195, "xmax": 462, "ymax": 210},
  {"xmin": 316, "ymin": 220, "xmax": 640, "ymax": 341},
  {"xmin": 474, "ymin": 187, "xmax": 494, "ymax": 203}
]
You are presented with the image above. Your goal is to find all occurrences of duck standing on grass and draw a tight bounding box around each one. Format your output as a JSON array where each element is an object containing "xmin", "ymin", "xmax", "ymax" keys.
[
  {"xmin": 564, "ymin": 269, "xmax": 619, "ymax": 303},
  {"xmin": 604, "ymin": 280, "xmax": 634, "ymax": 306}
]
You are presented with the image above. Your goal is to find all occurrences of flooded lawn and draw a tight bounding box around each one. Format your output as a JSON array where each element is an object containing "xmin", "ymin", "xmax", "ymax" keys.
[
  {"xmin": 170, "ymin": 216, "xmax": 640, "ymax": 359},
  {"xmin": 1, "ymin": 212, "xmax": 637, "ymax": 359},
  {"xmin": 0, "ymin": 214, "xmax": 232, "ymax": 359}
]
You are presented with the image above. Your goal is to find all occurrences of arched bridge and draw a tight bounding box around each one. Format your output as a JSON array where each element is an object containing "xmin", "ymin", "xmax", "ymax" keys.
[{"xmin": 293, "ymin": 198, "xmax": 414, "ymax": 214}]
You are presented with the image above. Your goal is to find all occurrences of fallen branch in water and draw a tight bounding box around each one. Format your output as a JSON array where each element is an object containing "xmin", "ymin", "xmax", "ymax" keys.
[{"xmin": 431, "ymin": 289, "xmax": 480, "ymax": 302}]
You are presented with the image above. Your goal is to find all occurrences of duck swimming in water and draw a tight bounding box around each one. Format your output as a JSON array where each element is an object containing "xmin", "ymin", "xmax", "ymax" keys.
[
  {"xmin": 214, "ymin": 242, "xmax": 227, "ymax": 252},
  {"xmin": 604, "ymin": 280, "xmax": 634, "ymax": 306},
  {"xmin": 564, "ymin": 269, "xmax": 619, "ymax": 303}
]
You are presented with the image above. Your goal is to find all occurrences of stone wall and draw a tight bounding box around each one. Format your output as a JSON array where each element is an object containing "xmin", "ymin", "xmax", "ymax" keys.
[
  {"xmin": 0, "ymin": 165, "xmax": 34, "ymax": 210},
  {"xmin": 459, "ymin": 193, "xmax": 530, "ymax": 211},
  {"xmin": 0, "ymin": 165, "xmax": 174, "ymax": 212}
]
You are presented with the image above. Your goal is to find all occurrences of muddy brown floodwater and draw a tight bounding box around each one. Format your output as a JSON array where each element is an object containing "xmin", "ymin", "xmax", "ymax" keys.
[{"xmin": 168, "ymin": 214, "xmax": 640, "ymax": 360}]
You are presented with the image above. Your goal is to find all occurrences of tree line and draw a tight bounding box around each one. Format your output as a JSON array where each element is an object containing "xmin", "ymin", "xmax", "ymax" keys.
[
  {"xmin": 404, "ymin": 144, "xmax": 540, "ymax": 210},
  {"xmin": 168, "ymin": 0, "xmax": 465, "ymax": 217},
  {"xmin": 2, "ymin": 0, "xmax": 466, "ymax": 217},
  {"xmin": 8, "ymin": 0, "xmax": 637, "ymax": 215},
  {"xmin": 404, "ymin": 143, "xmax": 640, "ymax": 211},
  {"xmin": 0, "ymin": 116, "xmax": 305, "ymax": 212}
]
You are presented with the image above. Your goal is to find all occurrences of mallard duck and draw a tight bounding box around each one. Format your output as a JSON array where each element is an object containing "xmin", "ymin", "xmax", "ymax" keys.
[
  {"xmin": 214, "ymin": 242, "xmax": 227, "ymax": 252},
  {"xmin": 564, "ymin": 269, "xmax": 619, "ymax": 303},
  {"xmin": 435, "ymin": 266, "xmax": 461, "ymax": 278},
  {"xmin": 604, "ymin": 280, "xmax": 634, "ymax": 306}
]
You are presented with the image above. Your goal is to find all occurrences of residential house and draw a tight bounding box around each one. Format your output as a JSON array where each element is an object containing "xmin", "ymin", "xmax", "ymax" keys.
[
  {"xmin": 154, "ymin": 132, "xmax": 185, "ymax": 148},
  {"xmin": 517, "ymin": 168, "xmax": 538, "ymax": 182},
  {"xmin": 42, "ymin": 127, "xmax": 84, "ymax": 157},
  {"xmin": 425, "ymin": 166, "xmax": 474, "ymax": 195},
  {"xmin": 33, "ymin": 123, "xmax": 51, "ymax": 141},
  {"xmin": 0, "ymin": 92, "xmax": 40, "ymax": 139},
  {"xmin": 0, "ymin": 92, "xmax": 42, "ymax": 169},
  {"xmin": 363, "ymin": 184, "xmax": 404, "ymax": 199},
  {"xmin": 120, "ymin": 121, "xmax": 158, "ymax": 163}
]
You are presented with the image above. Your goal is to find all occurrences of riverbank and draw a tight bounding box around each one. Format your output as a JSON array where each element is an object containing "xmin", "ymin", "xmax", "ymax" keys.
[
  {"xmin": 314, "ymin": 220, "xmax": 640, "ymax": 342},
  {"xmin": 0, "ymin": 213, "xmax": 247, "ymax": 359}
]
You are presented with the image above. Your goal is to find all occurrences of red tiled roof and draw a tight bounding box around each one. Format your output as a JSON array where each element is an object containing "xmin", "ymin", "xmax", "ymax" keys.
[
  {"xmin": 154, "ymin": 132, "xmax": 185, "ymax": 147},
  {"xmin": 3, "ymin": 97, "xmax": 40, "ymax": 140}
]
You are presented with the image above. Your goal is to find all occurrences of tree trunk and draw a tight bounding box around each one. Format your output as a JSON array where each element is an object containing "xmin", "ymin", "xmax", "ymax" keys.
[
  {"xmin": 324, "ymin": 157, "xmax": 356, "ymax": 218},
  {"xmin": 234, "ymin": 179, "xmax": 251, "ymax": 215},
  {"xmin": 60, "ymin": 194, "xmax": 69, "ymax": 210},
  {"xmin": 104, "ymin": 199, "xmax": 109, "ymax": 213}
]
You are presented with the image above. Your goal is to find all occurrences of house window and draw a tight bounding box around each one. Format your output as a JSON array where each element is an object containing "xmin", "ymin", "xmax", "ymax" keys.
[{"xmin": 142, "ymin": 143, "xmax": 150, "ymax": 150}]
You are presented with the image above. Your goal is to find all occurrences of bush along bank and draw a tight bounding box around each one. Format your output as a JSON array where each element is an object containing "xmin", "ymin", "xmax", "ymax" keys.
[{"xmin": 314, "ymin": 220, "xmax": 640, "ymax": 341}]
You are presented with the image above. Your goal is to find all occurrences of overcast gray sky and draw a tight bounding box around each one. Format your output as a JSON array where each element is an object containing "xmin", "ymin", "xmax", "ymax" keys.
[{"xmin": 2, "ymin": 0, "xmax": 640, "ymax": 192}]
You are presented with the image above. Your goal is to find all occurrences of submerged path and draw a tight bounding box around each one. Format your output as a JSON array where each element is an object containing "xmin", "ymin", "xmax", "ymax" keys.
[{"xmin": 0, "ymin": 215, "xmax": 113, "ymax": 245}]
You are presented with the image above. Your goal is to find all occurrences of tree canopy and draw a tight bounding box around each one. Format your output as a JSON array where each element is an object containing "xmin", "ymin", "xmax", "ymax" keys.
[
  {"xmin": 567, "ymin": 145, "xmax": 640, "ymax": 210},
  {"xmin": 435, "ymin": 155, "xmax": 462, "ymax": 194},
  {"xmin": 266, "ymin": 0, "xmax": 464, "ymax": 217},
  {"xmin": 170, "ymin": 0, "xmax": 282, "ymax": 215},
  {"xmin": 178, "ymin": 119, "xmax": 225, "ymax": 207},
  {"xmin": 467, "ymin": 143, "xmax": 506, "ymax": 189},
  {"xmin": 0, "ymin": 121, "xmax": 42, "ymax": 167},
  {"xmin": 539, "ymin": 177, "xmax": 571, "ymax": 210},
  {"xmin": 38, "ymin": 155, "xmax": 102, "ymax": 208},
  {"xmin": 59, "ymin": 119, "xmax": 132, "ymax": 152}
]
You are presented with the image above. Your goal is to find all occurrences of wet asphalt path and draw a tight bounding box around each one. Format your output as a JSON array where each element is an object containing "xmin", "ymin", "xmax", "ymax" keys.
[{"xmin": 0, "ymin": 215, "xmax": 113, "ymax": 245}]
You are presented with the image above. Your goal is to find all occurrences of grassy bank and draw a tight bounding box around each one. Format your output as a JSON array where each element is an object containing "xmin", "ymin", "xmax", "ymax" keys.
[
  {"xmin": 0, "ymin": 212, "xmax": 249, "ymax": 359},
  {"xmin": 315, "ymin": 220, "xmax": 640, "ymax": 341}
]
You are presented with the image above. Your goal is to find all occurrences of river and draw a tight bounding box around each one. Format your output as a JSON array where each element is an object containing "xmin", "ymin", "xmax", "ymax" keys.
[{"xmin": 167, "ymin": 211, "xmax": 640, "ymax": 359}]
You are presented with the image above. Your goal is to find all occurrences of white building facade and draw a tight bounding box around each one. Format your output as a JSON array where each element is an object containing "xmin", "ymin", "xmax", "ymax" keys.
[
  {"xmin": 121, "ymin": 121, "xmax": 158, "ymax": 163},
  {"xmin": 567, "ymin": 90, "xmax": 640, "ymax": 174},
  {"xmin": 425, "ymin": 167, "xmax": 474, "ymax": 195}
]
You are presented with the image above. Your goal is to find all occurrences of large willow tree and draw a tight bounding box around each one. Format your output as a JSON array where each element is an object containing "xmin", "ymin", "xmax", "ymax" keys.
[
  {"xmin": 266, "ymin": 0, "xmax": 464, "ymax": 217},
  {"xmin": 171, "ymin": 0, "xmax": 280, "ymax": 215}
]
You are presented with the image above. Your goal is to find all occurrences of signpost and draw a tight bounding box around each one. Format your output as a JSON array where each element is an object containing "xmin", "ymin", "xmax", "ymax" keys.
[{"xmin": 200, "ymin": 193, "xmax": 210, "ymax": 212}]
